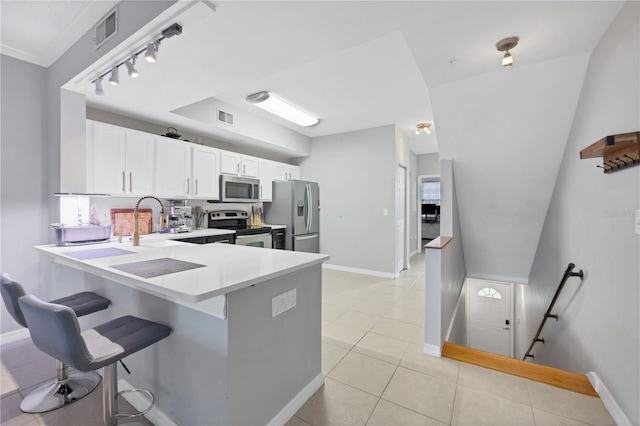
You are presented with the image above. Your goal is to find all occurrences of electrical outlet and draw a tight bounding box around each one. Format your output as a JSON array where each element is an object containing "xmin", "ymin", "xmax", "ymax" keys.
[{"xmin": 271, "ymin": 289, "xmax": 297, "ymax": 317}]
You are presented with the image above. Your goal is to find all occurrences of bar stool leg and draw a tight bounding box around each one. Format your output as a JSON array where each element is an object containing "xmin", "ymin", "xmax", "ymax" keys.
[
  {"xmin": 103, "ymin": 364, "xmax": 117, "ymax": 426},
  {"xmin": 20, "ymin": 360, "xmax": 101, "ymax": 413}
]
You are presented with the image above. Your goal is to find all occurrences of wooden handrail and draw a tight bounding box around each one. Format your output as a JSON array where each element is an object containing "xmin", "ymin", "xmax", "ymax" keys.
[{"xmin": 523, "ymin": 263, "xmax": 584, "ymax": 361}]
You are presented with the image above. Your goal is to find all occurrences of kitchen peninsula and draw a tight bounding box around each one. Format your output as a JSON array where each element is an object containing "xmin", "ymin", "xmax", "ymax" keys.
[{"xmin": 35, "ymin": 239, "xmax": 329, "ymax": 425}]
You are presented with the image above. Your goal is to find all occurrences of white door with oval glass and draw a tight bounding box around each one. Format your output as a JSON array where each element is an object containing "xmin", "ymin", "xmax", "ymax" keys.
[{"xmin": 467, "ymin": 279, "xmax": 513, "ymax": 357}]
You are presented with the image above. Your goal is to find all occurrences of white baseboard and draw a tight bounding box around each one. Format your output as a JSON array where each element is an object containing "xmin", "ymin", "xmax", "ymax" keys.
[
  {"xmin": 118, "ymin": 378, "xmax": 178, "ymax": 426},
  {"xmin": 119, "ymin": 373, "xmax": 324, "ymax": 426},
  {"xmin": 0, "ymin": 328, "xmax": 30, "ymax": 346},
  {"xmin": 423, "ymin": 343, "xmax": 441, "ymax": 357},
  {"xmin": 268, "ymin": 373, "xmax": 324, "ymax": 425},
  {"xmin": 586, "ymin": 371, "xmax": 631, "ymax": 426},
  {"xmin": 323, "ymin": 263, "xmax": 396, "ymax": 279}
]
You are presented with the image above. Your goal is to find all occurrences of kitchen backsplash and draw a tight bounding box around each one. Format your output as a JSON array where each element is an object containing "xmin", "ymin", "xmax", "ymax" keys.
[{"xmin": 59, "ymin": 196, "xmax": 263, "ymax": 234}]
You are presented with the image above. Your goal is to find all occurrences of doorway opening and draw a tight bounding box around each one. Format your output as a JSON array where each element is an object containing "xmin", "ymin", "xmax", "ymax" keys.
[{"xmin": 417, "ymin": 175, "xmax": 440, "ymax": 251}]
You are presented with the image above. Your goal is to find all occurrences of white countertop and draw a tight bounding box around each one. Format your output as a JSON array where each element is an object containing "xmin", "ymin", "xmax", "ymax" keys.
[{"xmin": 35, "ymin": 239, "xmax": 327, "ymax": 304}]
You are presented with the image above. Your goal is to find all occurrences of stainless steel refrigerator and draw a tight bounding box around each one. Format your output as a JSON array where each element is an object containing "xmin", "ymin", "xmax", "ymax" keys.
[{"xmin": 265, "ymin": 180, "xmax": 319, "ymax": 253}]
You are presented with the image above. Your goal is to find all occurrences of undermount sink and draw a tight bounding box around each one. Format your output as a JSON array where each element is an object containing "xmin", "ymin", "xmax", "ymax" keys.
[{"xmin": 140, "ymin": 239, "xmax": 185, "ymax": 248}]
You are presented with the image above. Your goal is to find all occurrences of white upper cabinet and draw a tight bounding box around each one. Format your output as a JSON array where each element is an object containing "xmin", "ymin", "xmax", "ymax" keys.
[
  {"xmin": 288, "ymin": 165, "xmax": 300, "ymax": 181},
  {"xmin": 155, "ymin": 137, "xmax": 192, "ymax": 199},
  {"xmin": 220, "ymin": 150, "xmax": 259, "ymax": 178},
  {"xmin": 273, "ymin": 161, "xmax": 300, "ymax": 181},
  {"xmin": 258, "ymin": 159, "xmax": 273, "ymax": 201},
  {"xmin": 192, "ymin": 145, "xmax": 220, "ymax": 199},
  {"xmin": 87, "ymin": 121, "xmax": 154, "ymax": 196}
]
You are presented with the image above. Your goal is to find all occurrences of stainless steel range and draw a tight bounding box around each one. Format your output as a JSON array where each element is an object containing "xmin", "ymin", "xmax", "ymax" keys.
[{"xmin": 208, "ymin": 210, "xmax": 272, "ymax": 248}]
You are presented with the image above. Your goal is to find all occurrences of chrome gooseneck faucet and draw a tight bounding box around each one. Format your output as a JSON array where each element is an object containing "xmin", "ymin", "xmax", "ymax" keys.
[{"xmin": 133, "ymin": 195, "xmax": 165, "ymax": 246}]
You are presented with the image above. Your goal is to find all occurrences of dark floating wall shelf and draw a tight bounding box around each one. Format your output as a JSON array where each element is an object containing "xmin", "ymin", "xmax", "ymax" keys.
[{"xmin": 580, "ymin": 131, "xmax": 640, "ymax": 174}]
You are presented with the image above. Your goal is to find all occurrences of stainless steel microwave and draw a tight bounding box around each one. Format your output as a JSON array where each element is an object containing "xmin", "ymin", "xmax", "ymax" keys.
[{"xmin": 219, "ymin": 175, "xmax": 260, "ymax": 202}]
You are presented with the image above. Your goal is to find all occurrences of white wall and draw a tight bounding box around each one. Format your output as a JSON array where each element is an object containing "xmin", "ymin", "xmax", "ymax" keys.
[
  {"xmin": 409, "ymin": 152, "xmax": 418, "ymax": 254},
  {"xmin": 0, "ymin": 1, "xmax": 176, "ymax": 334},
  {"xmin": 424, "ymin": 160, "xmax": 466, "ymax": 353},
  {"xmin": 521, "ymin": 3, "xmax": 639, "ymax": 424},
  {"xmin": 300, "ymin": 125, "xmax": 397, "ymax": 276},
  {"xmin": 439, "ymin": 160, "xmax": 466, "ymax": 343},
  {"xmin": 0, "ymin": 56, "xmax": 48, "ymax": 333},
  {"xmin": 416, "ymin": 153, "xmax": 440, "ymax": 176},
  {"xmin": 431, "ymin": 54, "xmax": 590, "ymax": 283}
]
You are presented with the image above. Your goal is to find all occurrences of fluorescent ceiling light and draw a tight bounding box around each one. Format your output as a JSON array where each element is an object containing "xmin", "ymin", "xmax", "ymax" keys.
[{"xmin": 246, "ymin": 91, "xmax": 319, "ymax": 127}]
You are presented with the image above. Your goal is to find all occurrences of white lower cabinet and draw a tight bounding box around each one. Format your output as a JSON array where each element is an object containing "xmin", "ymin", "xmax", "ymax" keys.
[
  {"xmin": 87, "ymin": 121, "xmax": 154, "ymax": 196},
  {"xmin": 155, "ymin": 137, "xmax": 192, "ymax": 199},
  {"xmin": 192, "ymin": 146, "xmax": 220, "ymax": 199}
]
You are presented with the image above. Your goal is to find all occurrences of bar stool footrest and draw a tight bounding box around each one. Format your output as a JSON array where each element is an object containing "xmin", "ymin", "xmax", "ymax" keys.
[{"xmin": 115, "ymin": 388, "xmax": 155, "ymax": 419}]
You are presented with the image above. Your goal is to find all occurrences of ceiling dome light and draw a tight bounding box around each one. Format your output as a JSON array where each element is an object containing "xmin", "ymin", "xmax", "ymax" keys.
[
  {"xmin": 125, "ymin": 57, "xmax": 139, "ymax": 78},
  {"xmin": 416, "ymin": 122, "xmax": 431, "ymax": 135},
  {"xmin": 246, "ymin": 91, "xmax": 319, "ymax": 127},
  {"xmin": 94, "ymin": 77, "xmax": 104, "ymax": 96},
  {"xmin": 144, "ymin": 42, "xmax": 158, "ymax": 63},
  {"xmin": 108, "ymin": 65, "xmax": 119, "ymax": 85},
  {"xmin": 496, "ymin": 36, "xmax": 519, "ymax": 69}
]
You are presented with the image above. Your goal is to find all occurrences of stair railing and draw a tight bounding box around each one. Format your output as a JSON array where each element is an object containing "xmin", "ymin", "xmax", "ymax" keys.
[{"xmin": 523, "ymin": 263, "xmax": 584, "ymax": 361}]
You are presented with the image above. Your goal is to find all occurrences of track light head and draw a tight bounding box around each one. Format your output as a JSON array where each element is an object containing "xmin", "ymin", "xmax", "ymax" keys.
[
  {"xmin": 108, "ymin": 66, "xmax": 119, "ymax": 85},
  {"xmin": 125, "ymin": 57, "xmax": 139, "ymax": 78},
  {"xmin": 144, "ymin": 42, "xmax": 158, "ymax": 63},
  {"xmin": 94, "ymin": 77, "xmax": 104, "ymax": 96}
]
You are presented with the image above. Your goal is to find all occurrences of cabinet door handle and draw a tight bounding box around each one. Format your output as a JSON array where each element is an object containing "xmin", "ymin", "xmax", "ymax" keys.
[
  {"xmin": 236, "ymin": 163, "xmax": 240, "ymax": 173},
  {"xmin": 122, "ymin": 171, "xmax": 126, "ymax": 192},
  {"xmin": 187, "ymin": 178, "xmax": 190, "ymax": 195},
  {"xmin": 195, "ymin": 179, "xmax": 198, "ymax": 195},
  {"xmin": 129, "ymin": 172, "xmax": 133, "ymax": 192},
  {"xmin": 243, "ymin": 164, "xmax": 246, "ymax": 174}
]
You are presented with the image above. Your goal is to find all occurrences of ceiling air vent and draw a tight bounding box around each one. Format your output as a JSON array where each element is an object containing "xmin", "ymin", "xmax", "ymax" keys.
[
  {"xmin": 94, "ymin": 7, "xmax": 118, "ymax": 50},
  {"xmin": 217, "ymin": 109, "xmax": 234, "ymax": 126}
]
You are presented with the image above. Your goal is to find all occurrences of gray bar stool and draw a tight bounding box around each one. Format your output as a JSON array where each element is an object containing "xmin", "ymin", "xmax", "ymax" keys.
[
  {"xmin": 19, "ymin": 294, "xmax": 171, "ymax": 426},
  {"xmin": 0, "ymin": 273, "xmax": 110, "ymax": 413}
]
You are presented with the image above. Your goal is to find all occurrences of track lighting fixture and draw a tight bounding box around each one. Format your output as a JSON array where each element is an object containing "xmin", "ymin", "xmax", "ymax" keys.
[
  {"xmin": 246, "ymin": 91, "xmax": 319, "ymax": 127},
  {"xmin": 125, "ymin": 57, "xmax": 139, "ymax": 78},
  {"xmin": 144, "ymin": 42, "xmax": 158, "ymax": 63},
  {"xmin": 416, "ymin": 123, "xmax": 431, "ymax": 135},
  {"xmin": 94, "ymin": 77, "xmax": 104, "ymax": 96},
  {"xmin": 89, "ymin": 22, "xmax": 182, "ymax": 95},
  {"xmin": 108, "ymin": 66, "xmax": 119, "ymax": 85},
  {"xmin": 496, "ymin": 36, "xmax": 519, "ymax": 69}
]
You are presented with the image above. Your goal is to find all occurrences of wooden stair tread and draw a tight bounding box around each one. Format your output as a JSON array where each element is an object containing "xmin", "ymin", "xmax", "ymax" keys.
[{"xmin": 442, "ymin": 342, "xmax": 598, "ymax": 397}]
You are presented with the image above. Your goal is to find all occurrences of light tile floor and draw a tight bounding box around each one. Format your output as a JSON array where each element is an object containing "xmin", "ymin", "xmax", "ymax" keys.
[
  {"xmin": 1, "ymin": 253, "xmax": 615, "ymax": 426},
  {"xmin": 289, "ymin": 253, "xmax": 616, "ymax": 426}
]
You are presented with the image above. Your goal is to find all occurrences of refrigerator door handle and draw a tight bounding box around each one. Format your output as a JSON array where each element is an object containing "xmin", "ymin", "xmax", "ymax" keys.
[
  {"xmin": 306, "ymin": 183, "xmax": 312, "ymax": 233},
  {"xmin": 296, "ymin": 233, "xmax": 318, "ymax": 240}
]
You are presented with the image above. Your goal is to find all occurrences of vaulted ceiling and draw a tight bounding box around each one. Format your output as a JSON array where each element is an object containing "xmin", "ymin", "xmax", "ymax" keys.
[{"xmin": 0, "ymin": 0, "xmax": 626, "ymax": 281}]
